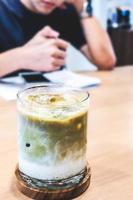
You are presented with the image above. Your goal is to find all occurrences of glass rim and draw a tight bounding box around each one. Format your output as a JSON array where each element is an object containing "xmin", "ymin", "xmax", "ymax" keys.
[{"xmin": 17, "ymin": 84, "xmax": 90, "ymax": 108}]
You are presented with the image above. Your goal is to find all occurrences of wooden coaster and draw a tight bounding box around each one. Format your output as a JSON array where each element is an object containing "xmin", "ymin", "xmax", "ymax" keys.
[{"xmin": 15, "ymin": 165, "xmax": 91, "ymax": 200}]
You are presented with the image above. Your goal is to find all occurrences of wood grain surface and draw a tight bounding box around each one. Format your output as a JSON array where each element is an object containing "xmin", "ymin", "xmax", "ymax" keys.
[{"xmin": 0, "ymin": 66, "xmax": 133, "ymax": 200}]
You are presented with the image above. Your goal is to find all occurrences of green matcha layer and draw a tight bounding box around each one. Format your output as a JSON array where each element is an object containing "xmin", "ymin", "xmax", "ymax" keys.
[{"xmin": 18, "ymin": 110, "xmax": 88, "ymax": 165}]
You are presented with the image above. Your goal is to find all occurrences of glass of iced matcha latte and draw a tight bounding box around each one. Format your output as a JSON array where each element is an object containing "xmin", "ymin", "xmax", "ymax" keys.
[{"xmin": 17, "ymin": 84, "xmax": 89, "ymax": 192}]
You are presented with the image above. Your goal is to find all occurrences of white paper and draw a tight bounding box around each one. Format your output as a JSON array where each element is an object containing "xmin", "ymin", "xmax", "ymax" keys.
[
  {"xmin": 45, "ymin": 69, "xmax": 101, "ymax": 88},
  {"xmin": 0, "ymin": 84, "xmax": 20, "ymax": 101},
  {"xmin": 0, "ymin": 69, "xmax": 101, "ymax": 101},
  {"xmin": 66, "ymin": 44, "xmax": 97, "ymax": 72}
]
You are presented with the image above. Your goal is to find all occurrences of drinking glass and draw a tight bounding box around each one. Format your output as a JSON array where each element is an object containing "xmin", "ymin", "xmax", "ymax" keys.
[{"xmin": 17, "ymin": 84, "xmax": 89, "ymax": 191}]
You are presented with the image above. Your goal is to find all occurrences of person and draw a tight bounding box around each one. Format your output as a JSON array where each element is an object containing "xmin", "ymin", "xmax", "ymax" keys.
[{"xmin": 0, "ymin": 0, "xmax": 116, "ymax": 77}]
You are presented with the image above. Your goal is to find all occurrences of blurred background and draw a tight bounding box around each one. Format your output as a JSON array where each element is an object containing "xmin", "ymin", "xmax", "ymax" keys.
[
  {"xmin": 93, "ymin": 0, "xmax": 133, "ymax": 66},
  {"xmin": 93, "ymin": 0, "xmax": 133, "ymax": 28}
]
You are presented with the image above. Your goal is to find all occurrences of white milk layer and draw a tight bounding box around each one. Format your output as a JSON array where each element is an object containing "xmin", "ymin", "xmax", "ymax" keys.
[{"xmin": 19, "ymin": 157, "xmax": 86, "ymax": 180}]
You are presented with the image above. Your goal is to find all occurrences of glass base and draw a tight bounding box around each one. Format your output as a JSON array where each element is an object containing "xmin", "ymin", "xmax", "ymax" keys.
[
  {"xmin": 19, "ymin": 168, "xmax": 87, "ymax": 190},
  {"xmin": 15, "ymin": 164, "xmax": 91, "ymax": 200}
]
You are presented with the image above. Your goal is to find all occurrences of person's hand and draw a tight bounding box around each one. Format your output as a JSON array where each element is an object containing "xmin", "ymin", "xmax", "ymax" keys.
[
  {"xmin": 21, "ymin": 26, "xmax": 69, "ymax": 72},
  {"xmin": 25, "ymin": 26, "xmax": 60, "ymax": 46}
]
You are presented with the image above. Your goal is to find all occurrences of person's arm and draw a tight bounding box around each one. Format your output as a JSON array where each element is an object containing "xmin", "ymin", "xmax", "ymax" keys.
[
  {"xmin": 80, "ymin": 17, "xmax": 116, "ymax": 70},
  {"xmin": 0, "ymin": 26, "xmax": 68, "ymax": 77},
  {"xmin": 0, "ymin": 48, "xmax": 24, "ymax": 77},
  {"xmin": 66, "ymin": 0, "xmax": 116, "ymax": 70}
]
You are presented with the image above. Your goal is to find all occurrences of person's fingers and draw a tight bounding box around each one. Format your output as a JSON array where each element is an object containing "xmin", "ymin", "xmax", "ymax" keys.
[
  {"xmin": 55, "ymin": 38, "xmax": 69, "ymax": 50},
  {"xmin": 39, "ymin": 26, "xmax": 59, "ymax": 38},
  {"xmin": 52, "ymin": 58, "xmax": 66, "ymax": 67},
  {"xmin": 52, "ymin": 48, "xmax": 67, "ymax": 59},
  {"xmin": 52, "ymin": 65, "xmax": 62, "ymax": 71}
]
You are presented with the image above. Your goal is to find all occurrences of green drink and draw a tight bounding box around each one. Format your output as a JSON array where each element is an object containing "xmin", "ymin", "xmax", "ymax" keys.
[{"xmin": 17, "ymin": 85, "xmax": 89, "ymax": 188}]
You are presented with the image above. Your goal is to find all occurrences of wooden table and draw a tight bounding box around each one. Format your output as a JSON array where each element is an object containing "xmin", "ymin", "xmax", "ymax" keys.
[{"xmin": 0, "ymin": 66, "xmax": 133, "ymax": 200}]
